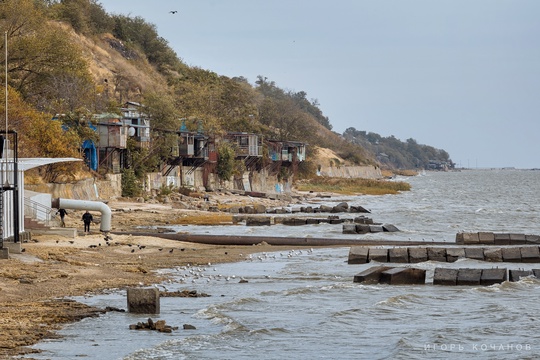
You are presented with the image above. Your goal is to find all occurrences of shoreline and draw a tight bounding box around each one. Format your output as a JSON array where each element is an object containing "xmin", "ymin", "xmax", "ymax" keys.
[{"xmin": 1, "ymin": 193, "xmax": 335, "ymax": 358}]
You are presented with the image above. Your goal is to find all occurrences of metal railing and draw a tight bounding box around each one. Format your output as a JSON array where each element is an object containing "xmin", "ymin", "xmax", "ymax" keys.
[{"xmin": 24, "ymin": 197, "xmax": 59, "ymax": 227}]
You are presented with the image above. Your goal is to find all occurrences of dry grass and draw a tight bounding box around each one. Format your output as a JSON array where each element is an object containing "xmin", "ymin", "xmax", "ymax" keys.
[{"xmin": 295, "ymin": 177, "xmax": 411, "ymax": 195}]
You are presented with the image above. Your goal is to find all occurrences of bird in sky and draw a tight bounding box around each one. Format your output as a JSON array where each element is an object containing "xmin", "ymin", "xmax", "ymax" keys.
[{"xmin": 169, "ymin": 10, "xmax": 177, "ymax": 14}]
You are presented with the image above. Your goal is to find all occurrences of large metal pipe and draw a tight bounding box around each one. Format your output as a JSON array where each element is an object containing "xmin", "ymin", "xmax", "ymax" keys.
[{"xmin": 52, "ymin": 198, "xmax": 111, "ymax": 232}]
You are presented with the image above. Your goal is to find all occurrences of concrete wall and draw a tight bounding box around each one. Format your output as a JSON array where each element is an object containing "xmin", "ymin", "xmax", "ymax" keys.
[
  {"xmin": 26, "ymin": 174, "xmax": 122, "ymax": 201},
  {"xmin": 318, "ymin": 165, "xmax": 382, "ymax": 179}
]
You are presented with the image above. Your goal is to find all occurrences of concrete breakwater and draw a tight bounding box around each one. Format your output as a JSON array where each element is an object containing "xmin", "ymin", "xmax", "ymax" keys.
[
  {"xmin": 233, "ymin": 214, "xmax": 366, "ymax": 226},
  {"xmin": 228, "ymin": 202, "xmax": 371, "ymax": 215},
  {"xmin": 456, "ymin": 232, "xmax": 540, "ymax": 245},
  {"xmin": 353, "ymin": 266, "xmax": 537, "ymax": 286},
  {"xmin": 348, "ymin": 245, "xmax": 540, "ymax": 264}
]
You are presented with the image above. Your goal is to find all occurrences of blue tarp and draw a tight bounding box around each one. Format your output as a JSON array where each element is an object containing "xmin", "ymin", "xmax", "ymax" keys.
[{"xmin": 82, "ymin": 140, "xmax": 97, "ymax": 171}]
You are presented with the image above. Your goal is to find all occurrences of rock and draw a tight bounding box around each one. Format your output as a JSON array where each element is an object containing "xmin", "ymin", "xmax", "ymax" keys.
[
  {"xmin": 349, "ymin": 205, "xmax": 370, "ymax": 213},
  {"xmin": 183, "ymin": 324, "xmax": 197, "ymax": 330}
]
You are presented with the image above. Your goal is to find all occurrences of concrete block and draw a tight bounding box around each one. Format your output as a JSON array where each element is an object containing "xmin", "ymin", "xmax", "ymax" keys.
[
  {"xmin": 464, "ymin": 247, "xmax": 485, "ymax": 261},
  {"xmin": 433, "ymin": 268, "xmax": 458, "ymax": 285},
  {"xmin": 245, "ymin": 217, "xmax": 271, "ymax": 226},
  {"xmin": 478, "ymin": 232, "xmax": 495, "ymax": 244},
  {"xmin": 3, "ymin": 242, "xmax": 21, "ymax": 255},
  {"xmin": 306, "ymin": 218, "xmax": 320, "ymax": 225},
  {"xmin": 355, "ymin": 224, "xmax": 370, "ymax": 234},
  {"xmin": 501, "ymin": 247, "xmax": 522, "ymax": 262},
  {"xmin": 427, "ymin": 247, "xmax": 447, "ymax": 262},
  {"xmin": 446, "ymin": 248, "xmax": 465, "ymax": 262},
  {"xmin": 481, "ymin": 268, "xmax": 507, "ymax": 285},
  {"xmin": 127, "ymin": 287, "xmax": 160, "ymax": 314},
  {"xmin": 526, "ymin": 235, "xmax": 540, "ymax": 244},
  {"xmin": 0, "ymin": 248, "xmax": 8, "ymax": 259},
  {"xmin": 532, "ymin": 269, "xmax": 540, "ymax": 278},
  {"xmin": 348, "ymin": 247, "xmax": 369, "ymax": 264},
  {"xmin": 483, "ymin": 248, "xmax": 503, "ymax": 262},
  {"xmin": 509, "ymin": 269, "xmax": 533, "ymax": 282},
  {"xmin": 382, "ymin": 224, "xmax": 400, "ymax": 232},
  {"xmin": 380, "ymin": 267, "xmax": 426, "ymax": 285},
  {"xmin": 509, "ymin": 233, "xmax": 527, "ymax": 244},
  {"xmin": 353, "ymin": 266, "xmax": 390, "ymax": 283},
  {"xmin": 462, "ymin": 233, "xmax": 480, "ymax": 244},
  {"xmin": 343, "ymin": 224, "xmax": 358, "ymax": 234},
  {"xmin": 369, "ymin": 225, "xmax": 384, "ymax": 233},
  {"xmin": 388, "ymin": 247, "xmax": 409, "ymax": 263},
  {"xmin": 456, "ymin": 269, "xmax": 482, "ymax": 286},
  {"xmin": 455, "ymin": 232, "xmax": 465, "ymax": 244},
  {"xmin": 494, "ymin": 233, "xmax": 511, "ymax": 245},
  {"xmin": 520, "ymin": 246, "xmax": 540, "ymax": 263},
  {"xmin": 408, "ymin": 247, "xmax": 428, "ymax": 263},
  {"xmin": 368, "ymin": 248, "xmax": 388, "ymax": 263}
]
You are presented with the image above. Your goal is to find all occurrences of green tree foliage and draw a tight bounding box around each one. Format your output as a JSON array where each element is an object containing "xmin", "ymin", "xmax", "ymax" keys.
[
  {"xmin": 51, "ymin": 0, "xmax": 114, "ymax": 35},
  {"xmin": 343, "ymin": 127, "xmax": 454, "ymax": 170},
  {"xmin": 216, "ymin": 142, "xmax": 235, "ymax": 182},
  {"xmin": 121, "ymin": 168, "xmax": 142, "ymax": 197},
  {"xmin": 111, "ymin": 15, "xmax": 181, "ymax": 72},
  {"xmin": 0, "ymin": 0, "xmax": 95, "ymax": 112}
]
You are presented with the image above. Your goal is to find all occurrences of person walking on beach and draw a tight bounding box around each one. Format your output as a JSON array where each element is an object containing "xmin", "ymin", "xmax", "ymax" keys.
[
  {"xmin": 56, "ymin": 208, "xmax": 68, "ymax": 227},
  {"xmin": 82, "ymin": 210, "xmax": 93, "ymax": 233}
]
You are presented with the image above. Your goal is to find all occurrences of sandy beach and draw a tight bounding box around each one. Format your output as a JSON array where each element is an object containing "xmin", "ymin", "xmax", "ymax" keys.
[{"xmin": 0, "ymin": 193, "xmax": 310, "ymax": 358}]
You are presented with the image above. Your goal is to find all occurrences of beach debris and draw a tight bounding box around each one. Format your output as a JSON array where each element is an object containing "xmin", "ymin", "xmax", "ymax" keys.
[{"xmin": 129, "ymin": 318, "xmax": 178, "ymax": 333}]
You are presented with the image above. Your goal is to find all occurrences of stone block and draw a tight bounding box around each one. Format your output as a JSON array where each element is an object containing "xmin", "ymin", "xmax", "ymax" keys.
[
  {"xmin": 483, "ymin": 248, "xmax": 503, "ymax": 262},
  {"xmin": 462, "ymin": 233, "xmax": 480, "ymax": 244},
  {"xmin": 245, "ymin": 217, "xmax": 271, "ymax": 226},
  {"xmin": 348, "ymin": 247, "xmax": 369, "ymax": 264},
  {"xmin": 127, "ymin": 287, "xmax": 160, "ymax": 314},
  {"xmin": 481, "ymin": 268, "xmax": 507, "ymax": 285},
  {"xmin": 368, "ymin": 248, "xmax": 388, "ymax": 263},
  {"xmin": 427, "ymin": 247, "xmax": 447, "ymax": 262},
  {"xmin": 525, "ymin": 235, "xmax": 540, "ymax": 244},
  {"xmin": 456, "ymin": 269, "xmax": 482, "ymax": 286},
  {"xmin": 509, "ymin": 233, "xmax": 527, "ymax": 244},
  {"xmin": 369, "ymin": 225, "xmax": 384, "ymax": 233},
  {"xmin": 494, "ymin": 233, "xmax": 511, "ymax": 245},
  {"xmin": 408, "ymin": 247, "xmax": 428, "ymax": 263},
  {"xmin": 380, "ymin": 267, "xmax": 426, "ymax": 285},
  {"xmin": 520, "ymin": 246, "xmax": 540, "ymax": 263},
  {"xmin": 464, "ymin": 247, "xmax": 485, "ymax": 261},
  {"xmin": 388, "ymin": 247, "xmax": 409, "ymax": 263},
  {"xmin": 355, "ymin": 224, "xmax": 370, "ymax": 234},
  {"xmin": 509, "ymin": 269, "xmax": 533, "ymax": 282},
  {"xmin": 382, "ymin": 224, "xmax": 400, "ymax": 232},
  {"xmin": 343, "ymin": 224, "xmax": 358, "ymax": 234},
  {"xmin": 353, "ymin": 266, "xmax": 390, "ymax": 283},
  {"xmin": 433, "ymin": 268, "xmax": 458, "ymax": 285},
  {"xmin": 501, "ymin": 247, "xmax": 522, "ymax": 262},
  {"xmin": 446, "ymin": 247, "xmax": 465, "ymax": 262},
  {"xmin": 478, "ymin": 232, "xmax": 495, "ymax": 244}
]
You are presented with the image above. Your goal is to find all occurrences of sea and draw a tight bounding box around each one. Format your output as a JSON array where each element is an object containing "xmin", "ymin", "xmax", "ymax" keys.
[{"xmin": 23, "ymin": 169, "xmax": 540, "ymax": 360}]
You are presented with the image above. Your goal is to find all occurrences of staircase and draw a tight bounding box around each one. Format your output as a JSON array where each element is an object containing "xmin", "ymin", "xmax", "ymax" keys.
[{"xmin": 24, "ymin": 197, "xmax": 77, "ymax": 238}]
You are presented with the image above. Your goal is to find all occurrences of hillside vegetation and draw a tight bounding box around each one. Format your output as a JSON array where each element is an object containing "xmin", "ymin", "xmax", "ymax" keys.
[{"xmin": 0, "ymin": 0, "xmax": 451, "ymax": 184}]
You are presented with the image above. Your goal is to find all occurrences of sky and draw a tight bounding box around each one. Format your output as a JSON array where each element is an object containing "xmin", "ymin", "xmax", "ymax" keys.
[{"xmin": 98, "ymin": 0, "xmax": 540, "ymax": 169}]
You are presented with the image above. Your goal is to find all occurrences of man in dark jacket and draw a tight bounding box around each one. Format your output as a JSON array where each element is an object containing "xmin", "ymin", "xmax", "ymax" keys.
[
  {"xmin": 82, "ymin": 211, "xmax": 93, "ymax": 233},
  {"xmin": 56, "ymin": 208, "xmax": 68, "ymax": 227}
]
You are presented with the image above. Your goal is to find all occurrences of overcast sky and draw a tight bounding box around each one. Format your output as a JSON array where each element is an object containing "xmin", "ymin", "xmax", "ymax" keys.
[{"xmin": 98, "ymin": 0, "xmax": 540, "ymax": 169}]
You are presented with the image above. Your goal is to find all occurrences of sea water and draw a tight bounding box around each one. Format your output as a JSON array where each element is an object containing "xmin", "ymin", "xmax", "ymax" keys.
[{"xmin": 25, "ymin": 169, "xmax": 540, "ymax": 359}]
